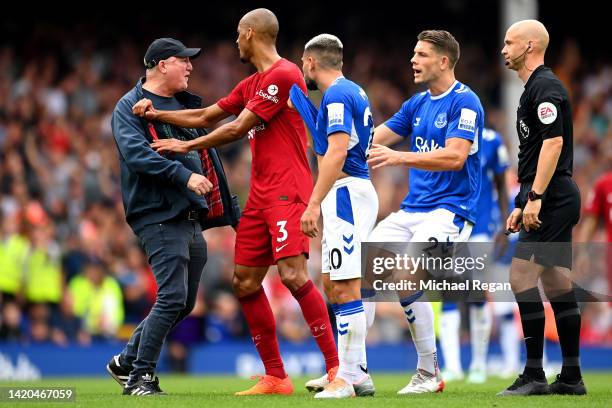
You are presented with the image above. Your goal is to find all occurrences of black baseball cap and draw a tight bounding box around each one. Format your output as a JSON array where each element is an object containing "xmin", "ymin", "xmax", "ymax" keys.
[{"xmin": 144, "ymin": 38, "xmax": 201, "ymax": 69}]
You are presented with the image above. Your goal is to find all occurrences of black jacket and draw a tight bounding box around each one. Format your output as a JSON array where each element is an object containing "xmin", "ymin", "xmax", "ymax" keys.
[{"xmin": 111, "ymin": 78, "xmax": 240, "ymax": 231}]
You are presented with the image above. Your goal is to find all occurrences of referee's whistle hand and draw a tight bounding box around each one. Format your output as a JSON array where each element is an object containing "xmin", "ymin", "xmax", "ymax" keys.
[
  {"xmin": 522, "ymin": 199, "xmax": 542, "ymax": 232},
  {"xmin": 506, "ymin": 208, "xmax": 523, "ymax": 233}
]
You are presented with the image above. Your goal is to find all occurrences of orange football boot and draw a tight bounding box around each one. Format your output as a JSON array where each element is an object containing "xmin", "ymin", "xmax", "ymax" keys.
[{"xmin": 235, "ymin": 374, "xmax": 294, "ymax": 396}]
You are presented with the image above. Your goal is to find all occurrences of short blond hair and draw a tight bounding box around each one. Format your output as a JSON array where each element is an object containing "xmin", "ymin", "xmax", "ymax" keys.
[{"xmin": 304, "ymin": 34, "xmax": 343, "ymax": 69}]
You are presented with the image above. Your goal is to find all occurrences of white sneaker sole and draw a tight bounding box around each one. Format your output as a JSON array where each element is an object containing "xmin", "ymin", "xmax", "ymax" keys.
[{"xmin": 397, "ymin": 379, "xmax": 445, "ymax": 394}]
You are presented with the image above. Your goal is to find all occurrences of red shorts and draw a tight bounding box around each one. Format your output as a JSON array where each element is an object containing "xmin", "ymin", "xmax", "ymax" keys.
[{"xmin": 234, "ymin": 203, "xmax": 310, "ymax": 266}]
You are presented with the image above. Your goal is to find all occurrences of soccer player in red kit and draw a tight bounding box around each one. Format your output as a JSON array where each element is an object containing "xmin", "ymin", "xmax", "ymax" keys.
[
  {"xmin": 132, "ymin": 8, "xmax": 338, "ymax": 396},
  {"xmin": 580, "ymin": 171, "xmax": 612, "ymax": 301},
  {"xmin": 582, "ymin": 171, "xmax": 612, "ymax": 243}
]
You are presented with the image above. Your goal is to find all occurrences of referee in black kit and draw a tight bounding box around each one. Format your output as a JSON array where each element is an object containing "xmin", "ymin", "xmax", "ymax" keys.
[{"xmin": 499, "ymin": 20, "xmax": 586, "ymax": 396}]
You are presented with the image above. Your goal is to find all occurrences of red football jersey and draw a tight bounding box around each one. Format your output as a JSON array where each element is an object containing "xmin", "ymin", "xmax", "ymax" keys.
[
  {"xmin": 217, "ymin": 58, "xmax": 312, "ymax": 210},
  {"xmin": 584, "ymin": 171, "xmax": 612, "ymax": 242}
]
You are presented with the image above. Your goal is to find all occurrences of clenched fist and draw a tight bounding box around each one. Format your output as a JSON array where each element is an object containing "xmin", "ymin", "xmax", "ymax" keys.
[{"xmin": 187, "ymin": 173, "xmax": 213, "ymax": 196}]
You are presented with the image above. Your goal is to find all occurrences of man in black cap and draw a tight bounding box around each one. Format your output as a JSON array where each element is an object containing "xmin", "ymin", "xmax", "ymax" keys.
[{"xmin": 107, "ymin": 38, "xmax": 238, "ymax": 396}]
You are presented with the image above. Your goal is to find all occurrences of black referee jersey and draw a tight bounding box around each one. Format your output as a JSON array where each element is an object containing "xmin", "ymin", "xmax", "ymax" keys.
[
  {"xmin": 516, "ymin": 65, "xmax": 573, "ymax": 183},
  {"xmin": 513, "ymin": 65, "xmax": 580, "ymax": 268}
]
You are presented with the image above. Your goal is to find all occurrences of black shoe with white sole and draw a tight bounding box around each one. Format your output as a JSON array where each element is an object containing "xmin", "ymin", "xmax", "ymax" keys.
[
  {"xmin": 123, "ymin": 373, "xmax": 166, "ymax": 396},
  {"xmin": 106, "ymin": 354, "xmax": 130, "ymax": 387}
]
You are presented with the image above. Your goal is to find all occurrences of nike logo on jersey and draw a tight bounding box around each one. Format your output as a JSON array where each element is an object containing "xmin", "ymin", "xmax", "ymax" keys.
[{"xmin": 275, "ymin": 243, "xmax": 289, "ymax": 252}]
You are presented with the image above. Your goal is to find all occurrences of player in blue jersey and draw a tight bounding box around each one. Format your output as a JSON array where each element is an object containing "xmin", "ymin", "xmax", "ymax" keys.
[
  {"xmin": 472, "ymin": 129, "xmax": 510, "ymax": 242},
  {"xmin": 367, "ymin": 30, "xmax": 483, "ymax": 394},
  {"xmin": 439, "ymin": 127, "xmax": 510, "ymax": 384},
  {"xmin": 289, "ymin": 34, "xmax": 377, "ymax": 399}
]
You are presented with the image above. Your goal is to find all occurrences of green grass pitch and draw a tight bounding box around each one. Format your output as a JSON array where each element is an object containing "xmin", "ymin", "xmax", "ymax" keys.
[{"xmin": 1, "ymin": 372, "xmax": 610, "ymax": 407}]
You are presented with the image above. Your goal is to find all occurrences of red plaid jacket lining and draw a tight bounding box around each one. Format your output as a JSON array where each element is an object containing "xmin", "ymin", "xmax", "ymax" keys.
[{"xmin": 148, "ymin": 123, "xmax": 223, "ymax": 218}]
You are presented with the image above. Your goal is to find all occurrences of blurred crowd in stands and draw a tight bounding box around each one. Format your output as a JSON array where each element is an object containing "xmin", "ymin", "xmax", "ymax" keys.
[{"xmin": 0, "ymin": 21, "xmax": 610, "ymax": 370}]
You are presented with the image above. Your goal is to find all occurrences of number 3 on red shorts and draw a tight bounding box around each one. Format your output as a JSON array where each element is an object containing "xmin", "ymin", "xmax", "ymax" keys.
[{"xmin": 276, "ymin": 220, "xmax": 288, "ymax": 242}]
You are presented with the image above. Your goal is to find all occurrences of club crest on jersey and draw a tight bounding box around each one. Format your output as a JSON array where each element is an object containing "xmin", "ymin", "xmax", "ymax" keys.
[
  {"xmin": 519, "ymin": 119, "xmax": 530, "ymax": 139},
  {"xmin": 434, "ymin": 113, "xmax": 447, "ymax": 128},
  {"xmin": 537, "ymin": 102, "xmax": 557, "ymax": 124}
]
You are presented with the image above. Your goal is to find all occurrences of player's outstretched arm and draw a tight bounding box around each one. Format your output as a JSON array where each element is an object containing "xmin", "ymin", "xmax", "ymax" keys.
[
  {"xmin": 133, "ymin": 99, "xmax": 230, "ymax": 129},
  {"xmin": 369, "ymin": 137, "xmax": 472, "ymax": 171},
  {"xmin": 152, "ymin": 108, "xmax": 261, "ymax": 153},
  {"xmin": 301, "ymin": 132, "xmax": 349, "ymax": 238}
]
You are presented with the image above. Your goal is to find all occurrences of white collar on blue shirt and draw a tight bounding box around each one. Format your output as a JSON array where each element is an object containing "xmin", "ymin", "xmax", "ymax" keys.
[{"xmin": 428, "ymin": 80, "xmax": 459, "ymax": 100}]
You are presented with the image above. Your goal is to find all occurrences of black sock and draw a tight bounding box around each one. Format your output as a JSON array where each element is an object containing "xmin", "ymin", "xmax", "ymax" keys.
[
  {"xmin": 550, "ymin": 290, "xmax": 582, "ymax": 382},
  {"xmin": 515, "ymin": 287, "xmax": 545, "ymax": 380}
]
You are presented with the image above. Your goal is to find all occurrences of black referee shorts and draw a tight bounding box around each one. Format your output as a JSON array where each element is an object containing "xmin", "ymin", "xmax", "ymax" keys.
[{"xmin": 514, "ymin": 176, "xmax": 581, "ymax": 269}]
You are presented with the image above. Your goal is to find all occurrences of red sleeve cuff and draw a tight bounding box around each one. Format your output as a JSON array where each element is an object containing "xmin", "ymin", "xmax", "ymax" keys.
[{"xmin": 217, "ymin": 98, "xmax": 241, "ymax": 116}]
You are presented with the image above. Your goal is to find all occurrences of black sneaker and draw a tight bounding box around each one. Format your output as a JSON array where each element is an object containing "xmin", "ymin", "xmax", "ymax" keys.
[
  {"xmin": 497, "ymin": 374, "xmax": 550, "ymax": 396},
  {"xmin": 549, "ymin": 375, "xmax": 587, "ymax": 395},
  {"xmin": 123, "ymin": 374, "xmax": 166, "ymax": 396},
  {"xmin": 106, "ymin": 354, "xmax": 130, "ymax": 387}
]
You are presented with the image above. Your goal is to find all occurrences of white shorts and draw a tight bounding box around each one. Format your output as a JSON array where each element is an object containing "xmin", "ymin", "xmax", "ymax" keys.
[
  {"xmin": 368, "ymin": 208, "xmax": 473, "ymax": 246},
  {"xmin": 321, "ymin": 177, "xmax": 378, "ymax": 280}
]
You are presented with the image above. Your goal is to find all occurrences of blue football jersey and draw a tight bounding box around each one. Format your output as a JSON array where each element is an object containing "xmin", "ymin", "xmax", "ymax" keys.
[
  {"xmin": 313, "ymin": 77, "xmax": 373, "ymax": 178},
  {"xmin": 385, "ymin": 81, "xmax": 484, "ymax": 223},
  {"xmin": 472, "ymin": 128, "xmax": 510, "ymax": 236}
]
